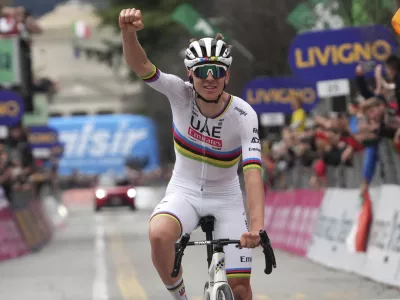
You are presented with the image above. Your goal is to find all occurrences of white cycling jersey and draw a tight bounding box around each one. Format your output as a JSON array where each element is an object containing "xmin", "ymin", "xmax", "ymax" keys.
[
  {"xmin": 144, "ymin": 65, "xmax": 262, "ymax": 278},
  {"xmin": 142, "ymin": 65, "xmax": 262, "ymax": 190}
]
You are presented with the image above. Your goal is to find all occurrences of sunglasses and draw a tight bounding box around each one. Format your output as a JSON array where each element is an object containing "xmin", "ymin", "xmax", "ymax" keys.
[{"xmin": 192, "ymin": 64, "xmax": 227, "ymax": 79}]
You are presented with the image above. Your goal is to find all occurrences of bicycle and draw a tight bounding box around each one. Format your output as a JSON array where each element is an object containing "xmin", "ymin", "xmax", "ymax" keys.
[{"xmin": 171, "ymin": 216, "xmax": 277, "ymax": 300}]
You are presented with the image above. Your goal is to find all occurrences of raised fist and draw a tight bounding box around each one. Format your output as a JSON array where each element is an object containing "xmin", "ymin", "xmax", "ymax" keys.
[{"xmin": 119, "ymin": 8, "xmax": 144, "ymax": 32}]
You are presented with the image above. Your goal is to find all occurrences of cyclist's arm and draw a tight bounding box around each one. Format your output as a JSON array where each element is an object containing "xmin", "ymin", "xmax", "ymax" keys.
[
  {"xmin": 239, "ymin": 107, "xmax": 264, "ymax": 231},
  {"xmin": 122, "ymin": 31, "xmax": 190, "ymax": 104},
  {"xmin": 122, "ymin": 31, "xmax": 153, "ymax": 77}
]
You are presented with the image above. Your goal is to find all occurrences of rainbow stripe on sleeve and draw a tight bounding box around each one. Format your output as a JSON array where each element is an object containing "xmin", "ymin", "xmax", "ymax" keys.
[
  {"xmin": 141, "ymin": 65, "xmax": 160, "ymax": 83},
  {"xmin": 242, "ymin": 158, "xmax": 262, "ymax": 171}
]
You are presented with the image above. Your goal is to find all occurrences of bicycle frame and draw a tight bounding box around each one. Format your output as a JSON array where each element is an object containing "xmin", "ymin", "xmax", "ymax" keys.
[
  {"xmin": 204, "ymin": 246, "xmax": 233, "ymax": 299},
  {"xmin": 171, "ymin": 216, "xmax": 276, "ymax": 300}
]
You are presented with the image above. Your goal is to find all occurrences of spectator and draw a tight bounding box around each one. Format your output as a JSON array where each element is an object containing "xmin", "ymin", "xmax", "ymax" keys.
[
  {"xmin": 384, "ymin": 54, "xmax": 400, "ymax": 113},
  {"xmin": 290, "ymin": 95, "xmax": 306, "ymax": 132},
  {"xmin": 0, "ymin": 6, "xmax": 42, "ymax": 34},
  {"xmin": 0, "ymin": 144, "xmax": 12, "ymax": 200}
]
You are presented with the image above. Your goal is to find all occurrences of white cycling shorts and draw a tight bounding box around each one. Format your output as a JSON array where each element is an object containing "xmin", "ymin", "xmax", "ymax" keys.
[{"xmin": 149, "ymin": 177, "xmax": 252, "ymax": 279}]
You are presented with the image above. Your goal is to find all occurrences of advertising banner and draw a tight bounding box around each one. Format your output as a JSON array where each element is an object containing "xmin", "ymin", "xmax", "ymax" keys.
[
  {"xmin": 288, "ymin": 25, "xmax": 397, "ymax": 81},
  {"xmin": 264, "ymin": 189, "xmax": 323, "ymax": 256},
  {"xmin": 11, "ymin": 186, "xmax": 48, "ymax": 251},
  {"xmin": 0, "ymin": 36, "xmax": 22, "ymax": 86},
  {"xmin": 28, "ymin": 125, "xmax": 59, "ymax": 159},
  {"xmin": 49, "ymin": 114, "xmax": 160, "ymax": 175},
  {"xmin": 0, "ymin": 207, "xmax": 29, "ymax": 261},
  {"xmin": 243, "ymin": 77, "xmax": 319, "ymax": 114},
  {"xmin": 51, "ymin": 141, "xmax": 65, "ymax": 159},
  {"xmin": 0, "ymin": 186, "xmax": 28, "ymax": 261},
  {"xmin": 0, "ymin": 90, "xmax": 24, "ymax": 126},
  {"xmin": 28, "ymin": 125, "xmax": 58, "ymax": 148},
  {"xmin": 306, "ymin": 188, "xmax": 373, "ymax": 273},
  {"xmin": 362, "ymin": 185, "xmax": 400, "ymax": 286}
]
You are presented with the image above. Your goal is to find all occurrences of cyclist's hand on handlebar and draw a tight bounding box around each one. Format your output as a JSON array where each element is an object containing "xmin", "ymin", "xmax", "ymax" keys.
[
  {"xmin": 119, "ymin": 8, "xmax": 144, "ymax": 32},
  {"xmin": 239, "ymin": 230, "xmax": 261, "ymax": 248}
]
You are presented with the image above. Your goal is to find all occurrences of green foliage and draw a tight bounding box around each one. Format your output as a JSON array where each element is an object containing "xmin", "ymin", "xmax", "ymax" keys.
[{"xmin": 96, "ymin": 0, "xmax": 195, "ymax": 60}]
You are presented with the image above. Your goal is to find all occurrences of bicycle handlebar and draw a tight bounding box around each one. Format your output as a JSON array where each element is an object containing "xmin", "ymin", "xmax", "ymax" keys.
[{"xmin": 171, "ymin": 229, "xmax": 277, "ymax": 277}]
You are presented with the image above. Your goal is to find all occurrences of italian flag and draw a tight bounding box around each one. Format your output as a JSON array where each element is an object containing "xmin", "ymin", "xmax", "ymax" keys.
[
  {"xmin": 72, "ymin": 21, "xmax": 91, "ymax": 39},
  {"xmin": 346, "ymin": 190, "xmax": 373, "ymax": 252}
]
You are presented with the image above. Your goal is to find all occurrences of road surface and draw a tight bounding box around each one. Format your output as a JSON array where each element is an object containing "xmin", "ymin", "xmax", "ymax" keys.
[{"xmin": 0, "ymin": 196, "xmax": 399, "ymax": 300}]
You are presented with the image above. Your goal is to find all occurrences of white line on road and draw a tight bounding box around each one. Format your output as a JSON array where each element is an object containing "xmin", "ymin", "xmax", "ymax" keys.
[{"xmin": 93, "ymin": 215, "xmax": 109, "ymax": 300}]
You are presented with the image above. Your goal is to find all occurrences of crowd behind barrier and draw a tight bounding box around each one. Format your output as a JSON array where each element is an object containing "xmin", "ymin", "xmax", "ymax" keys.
[
  {"xmin": 261, "ymin": 58, "xmax": 400, "ymax": 287},
  {"xmin": 0, "ymin": 6, "xmax": 64, "ymax": 262},
  {"xmin": 0, "ymin": 121, "xmax": 64, "ymax": 261}
]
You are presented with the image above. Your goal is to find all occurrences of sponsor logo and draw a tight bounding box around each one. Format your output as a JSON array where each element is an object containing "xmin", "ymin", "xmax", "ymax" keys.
[
  {"xmin": 249, "ymin": 147, "xmax": 261, "ymax": 152},
  {"xmin": 188, "ymin": 127, "xmax": 222, "ymax": 147},
  {"xmin": 247, "ymin": 87, "xmax": 317, "ymax": 105},
  {"xmin": 179, "ymin": 286, "xmax": 186, "ymax": 297},
  {"xmin": 194, "ymin": 241, "xmax": 209, "ymax": 245},
  {"xmin": 314, "ymin": 212, "xmax": 354, "ymax": 243},
  {"xmin": 190, "ymin": 115, "xmax": 222, "ymax": 139},
  {"xmin": 251, "ymin": 137, "xmax": 260, "ymax": 144},
  {"xmin": 0, "ymin": 100, "xmax": 20, "ymax": 117},
  {"xmin": 294, "ymin": 40, "xmax": 392, "ymax": 70},
  {"xmin": 58, "ymin": 121, "xmax": 148, "ymax": 158},
  {"xmin": 369, "ymin": 210, "xmax": 400, "ymax": 252},
  {"xmin": 253, "ymin": 128, "xmax": 258, "ymax": 134},
  {"xmin": 29, "ymin": 132, "xmax": 57, "ymax": 145},
  {"xmin": 234, "ymin": 106, "xmax": 247, "ymax": 116},
  {"xmin": 216, "ymin": 257, "xmax": 225, "ymax": 273},
  {"xmin": 240, "ymin": 256, "xmax": 252, "ymax": 262}
]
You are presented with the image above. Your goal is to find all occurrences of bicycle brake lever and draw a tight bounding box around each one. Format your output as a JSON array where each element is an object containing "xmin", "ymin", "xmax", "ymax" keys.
[
  {"xmin": 171, "ymin": 247, "xmax": 183, "ymax": 278},
  {"xmin": 259, "ymin": 230, "xmax": 277, "ymax": 275},
  {"xmin": 171, "ymin": 234, "xmax": 191, "ymax": 278}
]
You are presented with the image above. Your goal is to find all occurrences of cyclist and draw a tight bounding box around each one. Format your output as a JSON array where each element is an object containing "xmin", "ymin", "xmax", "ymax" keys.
[{"xmin": 120, "ymin": 8, "xmax": 266, "ymax": 300}]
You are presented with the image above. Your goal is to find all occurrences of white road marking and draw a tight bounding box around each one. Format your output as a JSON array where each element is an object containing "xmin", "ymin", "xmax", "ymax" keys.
[{"xmin": 92, "ymin": 215, "xmax": 109, "ymax": 300}]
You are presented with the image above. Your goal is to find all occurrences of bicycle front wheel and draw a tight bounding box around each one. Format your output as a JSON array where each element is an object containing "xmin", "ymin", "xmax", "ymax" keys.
[
  {"xmin": 216, "ymin": 284, "xmax": 234, "ymax": 300},
  {"xmin": 204, "ymin": 282, "xmax": 210, "ymax": 300}
]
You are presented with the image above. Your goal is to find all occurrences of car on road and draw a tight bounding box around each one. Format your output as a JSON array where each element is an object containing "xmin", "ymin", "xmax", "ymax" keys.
[{"xmin": 94, "ymin": 174, "xmax": 136, "ymax": 211}]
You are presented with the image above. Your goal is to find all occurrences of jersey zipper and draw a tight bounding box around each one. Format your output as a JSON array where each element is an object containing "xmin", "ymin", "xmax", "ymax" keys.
[{"xmin": 200, "ymin": 117, "xmax": 208, "ymax": 192}]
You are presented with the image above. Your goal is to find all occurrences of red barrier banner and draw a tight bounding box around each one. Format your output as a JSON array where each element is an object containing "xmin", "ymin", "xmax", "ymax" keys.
[
  {"xmin": 0, "ymin": 206, "xmax": 29, "ymax": 261},
  {"xmin": 29, "ymin": 200, "xmax": 53, "ymax": 243},
  {"xmin": 264, "ymin": 189, "xmax": 325, "ymax": 256},
  {"xmin": 13, "ymin": 207, "xmax": 43, "ymax": 250}
]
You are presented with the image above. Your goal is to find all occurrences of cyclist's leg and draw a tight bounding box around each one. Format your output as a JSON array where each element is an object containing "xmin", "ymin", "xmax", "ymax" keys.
[
  {"xmin": 149, "ymin": 192, "xmax": 199, "ymax": 299},
  {"xmin": 212, "ymin": 198, "xmax": 252, "ymax": 300}
]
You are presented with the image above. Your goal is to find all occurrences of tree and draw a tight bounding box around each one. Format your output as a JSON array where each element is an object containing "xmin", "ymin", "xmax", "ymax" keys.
[{"xmin": 81, "ymin": 0, "xmax": 198, "ymax": 80}]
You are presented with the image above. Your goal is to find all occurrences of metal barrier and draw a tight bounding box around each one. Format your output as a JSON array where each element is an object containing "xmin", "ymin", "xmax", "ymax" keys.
[{"xmin": 267, "ymin": 139, "xmax": 400, "ymax": 191}]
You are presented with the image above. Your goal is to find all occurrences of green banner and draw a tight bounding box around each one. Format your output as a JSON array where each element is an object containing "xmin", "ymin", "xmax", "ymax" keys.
[
  {"xmin": 0, "ymin": 37, "xmax": 21, "ymax": 84},
  {"xmin": 171, "ymin": 3, "xmax": 230, "ymax": 40},
  {"xmin": 287, "ymin": 0, "xmax": 394, "ymax": 33},
  {"xmin": 0, "ymin": 37, "xmax": 21, "ymax": 85},
  {"xmin": 23, "ymin": 93, "xmax": 49, "ymax": 126},
  {"xmin": 287, "ymin": 3, "xmax": 317, "ymax": 32}
]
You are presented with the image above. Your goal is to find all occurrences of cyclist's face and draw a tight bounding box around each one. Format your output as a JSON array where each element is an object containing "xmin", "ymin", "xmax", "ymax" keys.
[{"xmin": 190, "ymin": 64, "xmax": 230, "ymax": 98}]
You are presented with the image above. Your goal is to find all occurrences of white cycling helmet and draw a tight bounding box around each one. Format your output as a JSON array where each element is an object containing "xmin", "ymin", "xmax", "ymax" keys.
[{"xmin": 184, "ymin": 35, "xmax": 233, "ymax": 69}]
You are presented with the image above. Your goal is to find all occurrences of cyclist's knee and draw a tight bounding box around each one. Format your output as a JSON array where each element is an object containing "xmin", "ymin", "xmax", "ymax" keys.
[
  {"xmin": 149, "ymin": 214, "xmax": 181, "ymax": 247},
  {"xmin": 229, "ymin": 278, "xmax": 251, "ymax": 300}
]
